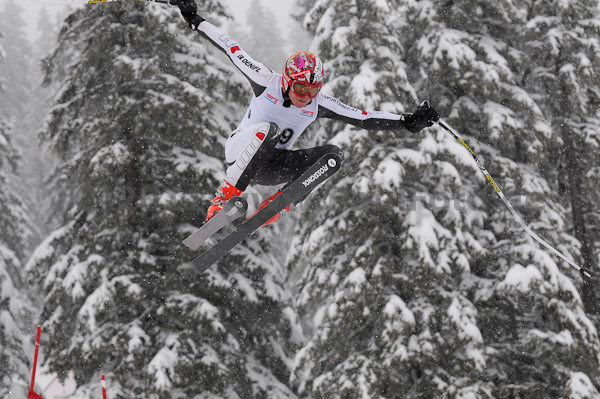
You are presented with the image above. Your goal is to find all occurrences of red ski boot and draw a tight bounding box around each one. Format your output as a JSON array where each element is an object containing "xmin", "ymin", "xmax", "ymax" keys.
[
  {"xmin": 251, "ymin": 190, "xmax": 292, "ymax": 227},
  {"xmin": 206, "ymin": 180, "xmax": 243, "ymax": 222}
]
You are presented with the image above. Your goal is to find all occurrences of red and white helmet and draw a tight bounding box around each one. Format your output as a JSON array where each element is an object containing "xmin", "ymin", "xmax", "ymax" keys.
[{"xmin": 282, "ymin": 51, "xmax": 325, "ymax": 97}]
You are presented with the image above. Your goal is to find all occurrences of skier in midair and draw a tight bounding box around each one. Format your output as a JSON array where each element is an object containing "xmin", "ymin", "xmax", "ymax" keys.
[{"xmin": 172, "ymin": 0, "xmax": 440, "ymax": 226}]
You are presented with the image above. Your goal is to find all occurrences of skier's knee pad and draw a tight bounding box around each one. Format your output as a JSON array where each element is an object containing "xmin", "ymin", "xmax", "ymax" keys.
[
  {"xmin": 266, "ymin": 122, "xmax": 281, "ymax": 140},
  {"xmin": 254, "ymin": 122, "xmax": 281, "ymax": 146}
]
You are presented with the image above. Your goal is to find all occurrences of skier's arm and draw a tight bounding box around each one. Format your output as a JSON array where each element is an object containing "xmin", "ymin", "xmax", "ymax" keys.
[
  {"xmin": 317, "ymin": 94, "xmax": 439, "ymax": 133},
  {"xmin": 171, "ymin": 0, "xmax": 272, "ymax": 96},
  {"xmin": 194, "ymin": 21, "xmax": 273, "ymax": 96}
]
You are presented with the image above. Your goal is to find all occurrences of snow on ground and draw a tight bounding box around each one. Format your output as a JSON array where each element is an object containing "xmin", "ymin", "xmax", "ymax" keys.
[{"xmin": 36, "ymin": 370, "xmax": 76, "ymax": 399}]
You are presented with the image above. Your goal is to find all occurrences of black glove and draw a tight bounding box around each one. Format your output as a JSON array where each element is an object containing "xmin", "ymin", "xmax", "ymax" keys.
[
  {"xmin": 402, "ymin": 100, "xmax": 440, "ymax": 133},
  {"xmin": 169, "ymin": 0, "xmax": 204, "ymax": 30}
]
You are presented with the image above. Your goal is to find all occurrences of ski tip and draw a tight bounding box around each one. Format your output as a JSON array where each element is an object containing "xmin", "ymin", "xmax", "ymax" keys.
[{"xmin": 182, "ymin": 196, "xmax": 248, "ymax": 251}]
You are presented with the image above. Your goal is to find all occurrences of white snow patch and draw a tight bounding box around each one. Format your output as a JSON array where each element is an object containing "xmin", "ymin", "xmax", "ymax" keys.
[
  {"xmin": 431, "ymin": 29, "xmax": 477, "ymax": 70},
  {"xmin": 484, "ymin": 101, "xmax": 524, "ymax": 139},
  {"xmin": 114, "ymin": 54, "xmax": 143, "ymax": 73},
  {"xmin": 403, "ymin": 201, "xmax": 452, "ymax": 271},
  {"xmin": 383, "ymin": 295, "xmax": 415, "ymax": 326},
  {"xmin": 244, "ymin": 357, "xmax": 297, "ymax": 398},
  {"xmin": 77, "ymin": 279, "xmax": 113, "ymax": 331},
  {"xmin": 127, "ymin": 324, "xmax": 150, "ymax": 354},
  {"xmin": 90, "ymin": 142, "xmax": 131, "ymax": 170},
  {"xmin": 327, "ymin": 302, "xmax": 338, "ymax": 319},
  {"xmin": 231, "ymin": 273, "xmax": 259, "ymax": 302},
  {"xmin": 447, "ymin": 297, "xmax": 483, "ymax": 344},
  {"xmin": 374, "ymin": 0, "xmax": 390, "ymax": 11},
  {"xmin": 527, "ymin": 329, "xmax": 574, "ymax": 346},
  {"xmin": 499, "ymin": 264, "xmax": 543, "ymax": 292},
  {"xmin": 199, "ymin": 345, "xmax": 221, "ymax": 368},
  {"xmin": 148, "ymin": 334, "xmax": 180, "ymax": 391},
  {"xmin": 373, "ymin": 158, "xmax": 405, "ymax": 191},
  {"xmin": 282, "ymin": 307, "xmax": 305, "ymax": 345},
  {"xmin": 313, "ymin": 303, "xmax": 328, "ymax": 328},
  {"xmin": 447, "ymin": 297, "xmax": 485, "ymax": 370},
  {"xmin": 331, "ymin": 25, "xmax": 352, "ymax": 51},
  {"xmin": 350, "ymin": 61, "xmax": 380, "ymax": 108},
  {"xmin": 62, "ymin": 261, "xmax": 88, "ymax": 300},
  {"xmin": 25, "ymin": 222, "xmax": 75, "ymax": 271},
  {"xmin": 343, "ymin": 267, "xmax": 367, "ymax": 293},
  {"xmin": 567, "ymin": 372, "xmax": 600, "ymax": 399}
]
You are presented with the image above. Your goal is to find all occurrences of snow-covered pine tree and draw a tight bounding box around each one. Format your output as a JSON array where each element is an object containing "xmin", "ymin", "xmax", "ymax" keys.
[
  {"xmin": 0, "ymin": 0, "xmax": 35, "ymax": 120},
  {"xmin": 289, "ymin": 0, "xmax": 600, "ymax": 397},
  {"xmin": 288, "ymin": 0, "xmax": 496, "ymax": 397},
  {"xmin": 0, "ymin": 34, "xmax": 34, "ymax": 399},
  {"xmin": 408, "ymin": 0, "xmax": 600, "ymax": 395},
  {"xmin": 517, "ymin": 0, "xmax": 600, "ymax": 315},
  {"xmin": 243, "ymin": 0, "xmax": 288, "ymax": 69},
  {"xmin": 34, "ymin": 7, "xmax": 77, "ymax": 237},
  {"xmin": 27, "ymin": 2, "xmax": 298, "ymax": 398},
  {"xmin": 35, "ymin": 7, "xmax": 62, "ymax": 55},
  {"xmin": 0, "ymin": 0, "xmax": 58, "ymax": 249}
]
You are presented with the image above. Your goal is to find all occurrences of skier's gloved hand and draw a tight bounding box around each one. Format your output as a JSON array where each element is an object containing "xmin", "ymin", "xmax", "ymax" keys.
[
  {"xmin": 402, "ymin": 100, "xmax": 440, "ymax": 133},
  {"xmin": 169, "ymin": 0, "xmax": 204, "ymax": 30}
]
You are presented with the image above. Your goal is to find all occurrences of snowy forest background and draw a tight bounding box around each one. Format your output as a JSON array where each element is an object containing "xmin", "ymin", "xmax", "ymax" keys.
[{"xmin": 1, "ymin": 0, "xmax": 600, "ymax": 398}]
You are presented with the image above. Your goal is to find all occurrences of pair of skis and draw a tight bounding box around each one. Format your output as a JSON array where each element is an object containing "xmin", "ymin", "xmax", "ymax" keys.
[{"xmin": 183, "ymin": 152, "xmax": 342, "ymax": 273}]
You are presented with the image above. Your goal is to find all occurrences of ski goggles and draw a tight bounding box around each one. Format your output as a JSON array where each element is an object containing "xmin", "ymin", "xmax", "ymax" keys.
[{"xmin": 292, "ymin": 81, "xmax": 322, "ymax": 98}]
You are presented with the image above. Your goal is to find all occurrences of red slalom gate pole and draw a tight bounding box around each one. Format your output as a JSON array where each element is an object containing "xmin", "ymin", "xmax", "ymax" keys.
[
  {"xmin": 28, "ymin": 326, "xmax": 44, "ymax": 399},
  {"xmin": 101, "ymin": 375, "xmax": 107, "ymax": 399}
]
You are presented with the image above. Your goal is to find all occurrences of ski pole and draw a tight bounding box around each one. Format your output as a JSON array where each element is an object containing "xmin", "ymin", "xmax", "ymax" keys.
[{"xmin": 437, "ymin": 120, "xmax": 592, "ymax": 279}]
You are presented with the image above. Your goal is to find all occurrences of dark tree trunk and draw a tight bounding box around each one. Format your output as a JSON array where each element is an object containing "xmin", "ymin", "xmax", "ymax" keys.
[{"xmin": 563, "ymin": 125, "xmax": 598, "ymax": 313}]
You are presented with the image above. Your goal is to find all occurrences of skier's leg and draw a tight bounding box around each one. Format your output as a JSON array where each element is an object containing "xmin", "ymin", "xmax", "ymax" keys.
[
  {"xmin": 206, "ymin": 122, "xmax": 280, "ymax": 221},
  {"xmin": 250, "ymin": 144, "xmax": 344, "ymax": 225},
  {"xmin": 253, "ymin": 143, "xmax": 344, "ymax": 192},
  {"xmin": 224, "ymin": 122, "xmax": 281, "ymax": 191}
]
